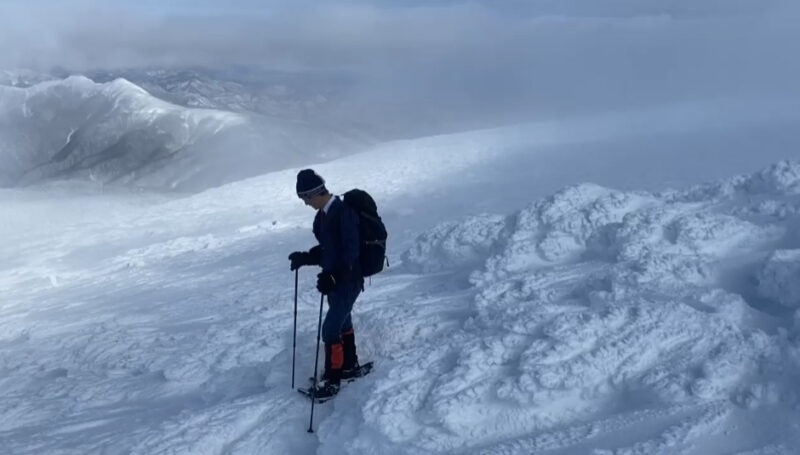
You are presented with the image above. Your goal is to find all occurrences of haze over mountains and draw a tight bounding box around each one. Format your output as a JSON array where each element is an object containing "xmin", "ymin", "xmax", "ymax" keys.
[
  {"xmin": 0, "ymin": 72, "xmax": 371, "ymax": 191},
  {"xmin": 3, "ymin": 0, "xmax": 799, "ymax": 193}
]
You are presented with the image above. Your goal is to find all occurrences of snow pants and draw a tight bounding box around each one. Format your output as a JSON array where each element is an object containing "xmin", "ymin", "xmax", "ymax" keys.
[{"xmin": 322, "ymin": 280, "xmax": 361, "ymax": 376}]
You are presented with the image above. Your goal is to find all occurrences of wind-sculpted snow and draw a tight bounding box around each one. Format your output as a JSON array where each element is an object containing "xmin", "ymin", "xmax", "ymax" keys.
[
  {"xmin": 0, "ymin": 76, "xmax": 365, "ymax": 191},
  {"xmin": 400, "ymin": 214, "xmax": 510, "ymax": 274},
  {"xmin": 382, "ymin": 161, "xmax": 800, "ymax": 453}
]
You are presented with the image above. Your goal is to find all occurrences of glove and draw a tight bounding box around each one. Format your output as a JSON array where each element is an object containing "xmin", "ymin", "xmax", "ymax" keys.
[
  {"xmin": 288, "ymin": 251, "xmax": 310, "ymax": 271},
  {"xmin": 289, "ymin": 245, "xmax": 323, "ymax": 271},
  {"xmin": 316, "ymin": 272, "xmax": 337, "ymax": 295}
]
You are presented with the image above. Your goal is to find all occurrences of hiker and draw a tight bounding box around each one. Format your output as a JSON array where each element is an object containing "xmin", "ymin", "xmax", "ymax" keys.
[{"xmin": 289, "ymin": 169, "xmax": 364, "ymax": 399}]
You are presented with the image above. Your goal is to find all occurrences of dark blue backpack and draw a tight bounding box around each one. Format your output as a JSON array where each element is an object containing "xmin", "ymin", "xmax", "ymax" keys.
[{"xmin": 343, "ymin": 189, "xmax": 388, "ymax": 277}]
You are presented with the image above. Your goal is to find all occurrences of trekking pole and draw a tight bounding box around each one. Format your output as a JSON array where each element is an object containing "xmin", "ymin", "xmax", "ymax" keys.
[
  {"xmin": 292, "ymin": 269, "xmax": 299, "ymax": 389},
  {"xmin": 308, "ymin": 293, "xmax": 325, "ymax": 433}
]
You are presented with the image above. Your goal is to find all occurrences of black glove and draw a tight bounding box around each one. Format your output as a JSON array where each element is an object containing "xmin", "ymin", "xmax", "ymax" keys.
[
  {"xmin": 316, "ymin": 272, "xmax": 337, "ymax": 294},
  {"xmin": 289, "ymin": 251, "xmax": 310, "ymax": 271},
  {"xmin": 289, "ymin": 246, "xmax": 323, "ymax": 271}
]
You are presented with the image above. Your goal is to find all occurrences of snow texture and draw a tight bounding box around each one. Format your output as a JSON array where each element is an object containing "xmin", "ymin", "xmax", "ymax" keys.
[
  {"xmin": 758, "ymin": 250, "xmax": 800, "ymax": 309},
  {"xmin": 390, "ymin": 162, "xmax": 800, "ymax": 454}
]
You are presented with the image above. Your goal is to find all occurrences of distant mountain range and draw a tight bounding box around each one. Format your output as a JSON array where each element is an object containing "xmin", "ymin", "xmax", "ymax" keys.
[
  {"xmin": 0, "ymin": 72, "xmax": 372, "ymax": 191},
  {"xmin": 2, "ymin": 68, "xmax": 348, "ymax": 118}
]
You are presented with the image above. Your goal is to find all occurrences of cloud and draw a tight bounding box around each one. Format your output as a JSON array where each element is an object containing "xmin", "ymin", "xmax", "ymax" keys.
[
  {"xmin": 0, "ymin": 1, "xmax": 792, "ymax": 70},
  {"xmin": 1, "ymin": 0, "xmax": 799, "ymax": 128},
  {"xmin": 0, "ymin": 2, "xmax": 509, "ymax": 71}
]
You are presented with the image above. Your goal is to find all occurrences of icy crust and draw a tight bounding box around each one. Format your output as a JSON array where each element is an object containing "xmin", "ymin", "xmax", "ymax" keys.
[{"xmin": 392, "ymin": 161, "xmax": 800, "ymax": 453}]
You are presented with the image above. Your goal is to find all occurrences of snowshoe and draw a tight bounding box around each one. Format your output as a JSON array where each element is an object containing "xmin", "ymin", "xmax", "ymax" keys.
[
  {"xmin": 342, "ymin": 361, "xmax": 373, "ymax": 381},
  {"xmin": 308, "ymin": 361, "xmax": 374, "ymax": 385},
  {"xmin": 298, "ymin": 380, "xmax": 339, "ymax": 403}
]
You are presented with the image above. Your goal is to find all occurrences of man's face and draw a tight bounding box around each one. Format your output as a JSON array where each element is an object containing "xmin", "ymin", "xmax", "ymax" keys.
[{"xmin": 301, "ymin": 193, "xmax": 327, "ymax": 210}]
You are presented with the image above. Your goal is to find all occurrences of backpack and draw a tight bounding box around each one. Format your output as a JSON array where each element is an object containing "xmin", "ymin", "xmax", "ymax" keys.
[{"xmin": 343, "ymin": 189, "xmax": 388, "ymax": 277}]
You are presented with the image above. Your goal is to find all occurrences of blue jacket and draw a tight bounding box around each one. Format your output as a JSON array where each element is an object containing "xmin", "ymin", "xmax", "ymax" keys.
[{"xmin": 313, "ymin": 196, "xmax": 362, "ymax": 283}]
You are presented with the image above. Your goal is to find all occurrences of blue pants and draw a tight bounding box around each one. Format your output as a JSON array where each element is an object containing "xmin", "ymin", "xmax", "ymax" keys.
[{"xmin": 322, "ymin": 281, "xmax": 361, "ymax": 345}]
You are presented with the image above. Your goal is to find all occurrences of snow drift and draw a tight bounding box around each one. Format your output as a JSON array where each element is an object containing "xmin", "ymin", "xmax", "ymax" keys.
[{"xmin": 389, "ymin": 161, "xmax": 800, "ymax": 454}]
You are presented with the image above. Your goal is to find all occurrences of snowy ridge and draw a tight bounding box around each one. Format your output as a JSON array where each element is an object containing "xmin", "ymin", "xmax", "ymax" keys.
[
  {"xmin": 105, "ymin": 69, "xmax": 338, "ymax": 121},
  {"xmin": 0, "ymin": 76, "xmax": 366, "ymax": 191}
]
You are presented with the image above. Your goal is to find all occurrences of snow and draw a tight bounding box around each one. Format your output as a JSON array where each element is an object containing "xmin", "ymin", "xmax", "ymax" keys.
[
  {"xmin": 757, "ymin": 250, "xmax": 800, "ymax": 309},
  {"xmin": 3, "ymin": 69, "xmax": 800, "ymax": 454},
  {"xmin": 5, "ymin": 0, "xmax": 800, "ymax": 450},
  {"xmin": 393, "ymin": 168, "xmax": 799, "ymax": 453},
  {"xmin": 3, "ymin": 115, "xmax": 800, "ymax": 454},
  {"xmin": 400, "ymin": 214, "xmax": 508, "ymax": 274}
]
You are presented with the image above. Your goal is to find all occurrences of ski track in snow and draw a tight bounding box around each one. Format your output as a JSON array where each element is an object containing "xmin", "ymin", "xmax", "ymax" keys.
[{"xmin": 3, "ymin": 137, "xmax": 800, "ymax": 452}]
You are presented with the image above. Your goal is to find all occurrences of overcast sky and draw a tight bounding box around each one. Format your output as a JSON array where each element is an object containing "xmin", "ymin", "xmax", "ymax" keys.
[{"xmin": 2, "ymin": 0, "xmax": 799, "ymax": 126}]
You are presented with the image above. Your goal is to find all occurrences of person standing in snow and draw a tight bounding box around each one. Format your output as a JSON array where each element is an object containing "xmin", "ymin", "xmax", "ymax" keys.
[{"xmin": 289, "ymin": 169, "xmax": 364, "ymax": 399}]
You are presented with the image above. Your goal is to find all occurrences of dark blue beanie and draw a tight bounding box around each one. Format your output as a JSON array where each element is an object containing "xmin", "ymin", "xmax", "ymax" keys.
[{"xmin": 296, "ymin": 169, "xmax": 326, "ymax": 198}]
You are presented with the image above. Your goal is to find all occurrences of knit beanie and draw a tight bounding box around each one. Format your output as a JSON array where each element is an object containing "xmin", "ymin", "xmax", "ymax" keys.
[{"xmin": 296, "ymin": 169, "xmax": 327, "ymax": 198}]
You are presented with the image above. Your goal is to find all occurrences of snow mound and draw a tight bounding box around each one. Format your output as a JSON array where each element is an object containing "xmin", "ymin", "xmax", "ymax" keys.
[
  {"xmin": 400, "ymin": 213, "xmax": 509, "ymax": 274},
  {"xmin": 387, "ymin": 161, "xmax": 800, "ymax": 452},
  {"xmin": 485, "ymin": 183, "xmax": 655, "ymax": 274}
]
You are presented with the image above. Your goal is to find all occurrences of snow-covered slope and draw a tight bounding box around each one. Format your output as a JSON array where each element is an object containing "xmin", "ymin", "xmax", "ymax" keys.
[
  {"xmin": 0, "ymin": 76, "xmax": 367, "ymax": 191},
  {"xmin": 2, "ymin": 104, "xmax": 800, "ymax": 453}
]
